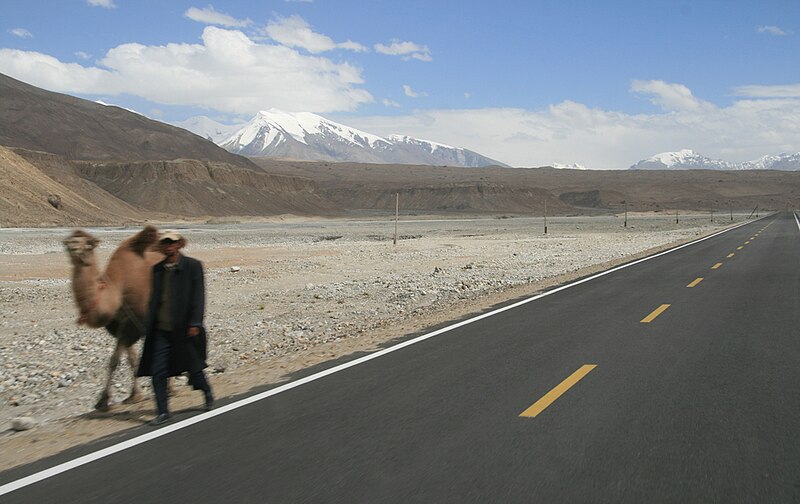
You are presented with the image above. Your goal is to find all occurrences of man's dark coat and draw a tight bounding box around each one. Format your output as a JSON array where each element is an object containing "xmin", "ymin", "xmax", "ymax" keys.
[{"xmin": 137, "ymin": 255, "xmax": 208, "ymax": 378}]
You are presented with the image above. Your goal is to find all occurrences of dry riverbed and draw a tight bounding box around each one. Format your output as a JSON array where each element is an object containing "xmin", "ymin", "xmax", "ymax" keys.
[{"xmin": 0, "ymin": 213, "xmax": 742, "ymax": 471}]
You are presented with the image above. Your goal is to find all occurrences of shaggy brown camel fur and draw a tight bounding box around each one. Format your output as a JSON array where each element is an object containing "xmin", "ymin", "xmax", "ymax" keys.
[{"xmin": 63, "ymin": 225, "xmax": 162, "ymax": 411}]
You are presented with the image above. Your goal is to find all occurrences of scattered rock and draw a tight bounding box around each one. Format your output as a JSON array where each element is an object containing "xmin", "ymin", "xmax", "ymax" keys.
[
  {"xmin": 12, "ymin": 417, "xmax": 37, "ymax": 431},
  {"xmin": 47, "ymin": 194, "xmax": 62, "ymax": 210}
]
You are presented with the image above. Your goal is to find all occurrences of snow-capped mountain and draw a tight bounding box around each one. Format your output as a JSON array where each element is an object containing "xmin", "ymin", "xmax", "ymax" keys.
[
  {"xmin": 630, "ymin": 150, "xmax": 734, "ymax": 170},
  {"xmin": 550, "ymin": 162, "xmax": 589, "ymax": 170},
  {"xmin": 385, "ymin": 134, "xmax": 509, "ymax": 167},
  {"xmin": 173, "ymin": 115, "xmax": 242, "ymax": 144},
  {"xmin": 740, "ymin": 152, "xmax": 800, "ymax": 170},
  {"xmin": 630, "ymin": 149, "xmax": 800, "ymax": 171},
  {"xmin": 178, "ymin": 110, "xmax": 508, "ymax": 167}
]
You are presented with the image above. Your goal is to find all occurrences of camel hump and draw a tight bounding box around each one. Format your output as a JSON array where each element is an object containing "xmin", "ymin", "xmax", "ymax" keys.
[{"xmin": 129, "ymin": 225, "xmax": 159, "ymax": 256}]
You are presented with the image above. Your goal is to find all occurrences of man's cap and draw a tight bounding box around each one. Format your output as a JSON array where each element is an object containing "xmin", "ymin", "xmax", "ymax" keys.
[{"xmin": 159, "ymin": 230, "xmax": 183, "ymax": 242}]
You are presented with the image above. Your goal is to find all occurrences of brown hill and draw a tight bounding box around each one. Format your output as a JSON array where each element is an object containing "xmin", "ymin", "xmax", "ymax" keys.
[
  {"xmin": 6, "ymin": 148, "xmax": 336, "ymax": 221},
  {"xmin": 0, "ymin": 72, "xmax": 256, "ymax": 170},
  {"xmin": 68, "ymin": 158, "xmax": 337, "ymax": 217},
  {"xmin": 0, "ymin": 146, "xmax": 150, "ymax": 226},
  {"xmin": 252, "ymin": 159, "xmax": 800, "ymax": 215}
]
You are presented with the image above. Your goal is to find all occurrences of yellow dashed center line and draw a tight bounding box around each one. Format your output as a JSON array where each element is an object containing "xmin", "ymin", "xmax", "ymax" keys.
[
  {"xmin": 519, "ymin": 218, "xmax": 778, "ymax": 421},
  {"xmin": 641, "ymin": 304, "xmax": 671, "ymax": 323},
  {"xmin": 519, "ymin": 365, "xmax": 597, "ymax": 418}
]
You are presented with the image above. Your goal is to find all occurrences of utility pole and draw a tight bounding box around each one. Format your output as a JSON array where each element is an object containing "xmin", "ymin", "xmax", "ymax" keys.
[
  {"xmin": 675, "ymin": 209, "xmax": 679, "ymax": 224},
  {"xmin": 544, "ymin": 199, "xmax": 548, "ymax": 234},
  {"xmin": 711, "ymin": 203, "xmax": 714, "ymax": 223},
  {"xmin": 729, "ymin": 202, "xmax": 733, "ymax": 222},
  {"xmin": 393, "ymin": 193, "xmax": 399, "ymax": 246},
  {"xmin": 624, "ymin": 201, "xmax": 628, "ymax": 228}
]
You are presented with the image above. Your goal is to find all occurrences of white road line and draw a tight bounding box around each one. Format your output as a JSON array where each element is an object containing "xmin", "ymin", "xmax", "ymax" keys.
[{"xmin": 0, "ymin": 217, "xmax": 762, "ymax": 496}]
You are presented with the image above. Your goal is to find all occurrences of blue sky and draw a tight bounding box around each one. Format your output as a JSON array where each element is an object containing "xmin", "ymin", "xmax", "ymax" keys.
[{"xmin": 1, "ymin": 0, "xmax": 798, "ymax": 168}]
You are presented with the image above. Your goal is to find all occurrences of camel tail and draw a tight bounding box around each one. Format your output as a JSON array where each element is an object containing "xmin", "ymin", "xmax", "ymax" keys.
[{"xmin": 129, "ymin": 225, "xmax": 159, "ymax": 256}]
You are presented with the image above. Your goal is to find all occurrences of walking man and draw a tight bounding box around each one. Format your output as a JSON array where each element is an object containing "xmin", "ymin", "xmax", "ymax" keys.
[{"xmin": 138, "ymin": 230, "xmax": 213, "ymax": 425}]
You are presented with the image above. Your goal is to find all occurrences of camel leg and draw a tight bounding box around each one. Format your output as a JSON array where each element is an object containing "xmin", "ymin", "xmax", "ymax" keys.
[
  {"xmin": 122, "ymin": 344, "xmax": 144, "ymax": 404},
  {"xmin": 96, "ymin": 340, "xmax": 124, "ymax": 411}
]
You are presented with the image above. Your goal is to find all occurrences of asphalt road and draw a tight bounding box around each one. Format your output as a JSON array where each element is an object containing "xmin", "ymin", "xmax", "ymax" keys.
[{"xmin": 2, "ymin": 212, "xmax": 799, "ymax": 503}]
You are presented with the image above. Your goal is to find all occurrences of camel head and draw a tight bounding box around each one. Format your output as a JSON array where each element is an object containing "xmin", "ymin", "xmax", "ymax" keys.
[{"xmin": 64, "ymin": 230, "xmax": 100, "ymax": 266}]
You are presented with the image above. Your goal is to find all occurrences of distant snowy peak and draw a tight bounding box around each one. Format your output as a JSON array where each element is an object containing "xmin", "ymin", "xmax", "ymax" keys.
[
  {"xmin": 211, "ymin": 109, "xmax": 508, "ymax": 167},
  {"xmin": 218, "ymin": 109, "xmax": 394, "ymax": 159},
  {"xmin": 630, "ymin": 150, "xmax": 800, "ymax": 171},
  {"xmin": 741, "ymin": 152, "xmax": 800, "ymax": 170},
  {"xmin": 551, "ymin": 162, "xmax": 588, "ymax": 170},
  {"xmin": 385, "ymin": 134, "xmax": 506, "ymax": 167},
  {"xmin": 630, "ymin": 150, "xmax": 734, "ymax": 170},
  {"xmin": 387, "ymin": 134, "xmax": 454, "ymax": 153},
  {"xmin": 172, "ymin": 116, "xmax": 241, "ymax": 143},
  {"xmin": 244, "ymin": 109, "xmax": 389, "ymax": 148}
]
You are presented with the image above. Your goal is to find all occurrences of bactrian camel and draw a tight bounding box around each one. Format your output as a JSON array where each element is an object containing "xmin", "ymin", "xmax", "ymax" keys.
[{"xmin": 63, "ymin": 225, "xmax": 161, "ymax": 411}]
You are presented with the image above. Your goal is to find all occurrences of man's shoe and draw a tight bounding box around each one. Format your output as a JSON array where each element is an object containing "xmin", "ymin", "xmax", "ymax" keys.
[
  {"xmin": 150, "ymin": 413, "xmax": 171, "ymax": 426},
  {"xmin": 204, "ymin": 391, "xmax": 214, "ymax": 411}
]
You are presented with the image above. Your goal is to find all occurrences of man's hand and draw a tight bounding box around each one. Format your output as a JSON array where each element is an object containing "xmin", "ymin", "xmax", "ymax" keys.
[{"xmin": 187, "ymin": 326, "xmax": 200, "ymax": 337}]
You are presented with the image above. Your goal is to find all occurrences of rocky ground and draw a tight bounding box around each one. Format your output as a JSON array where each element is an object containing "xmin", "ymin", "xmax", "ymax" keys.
[{"xmin": 0, "ymin": 213, "xmax": 741, "ymax": 471}]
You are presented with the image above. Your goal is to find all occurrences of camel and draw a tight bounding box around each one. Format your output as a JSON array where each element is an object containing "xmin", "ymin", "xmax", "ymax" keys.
[{"xmin": 63, "ymin": 225, "xmax": 162, "ymax": 411}]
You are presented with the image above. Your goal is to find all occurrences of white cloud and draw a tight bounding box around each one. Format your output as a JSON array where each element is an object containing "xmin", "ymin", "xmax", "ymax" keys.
[
  {"xmin": 756, "ymin": 25, "xmax": 787, "ymax": 36},
  {"xmin": 0, "ymin": 50, "xmax": 117, "ymax": 94},
  {"xmin": 734, "ymin": 84, "xmax": 800, "ymax": 98},
  {"xmin": 9, "ymin": 28, "xmax": 33, "ymax": 39},
  {"xmin": 374, "ymin": 40, "xmax": 431, "ymax": 61},
  {"xmin": 382, "ymin": 98, "xmax": 401, "ymax": 108},
  {"xmin": 464, "ymin": 92, "xmax": 471, "ymax": 99},
  {"xmin": 346, "ymin": 85, "xmax": 800, "ymax": 169},
  {"xmin": 87, "ymin": 0, "xmax": 116, "ymax": 8},
  {"xmin": 631, "ymin": 79, "xmax": 714, "ymax": 112},
  {"xmin": 264, "ymin": 15, "xmax": 367, "ymax": 53},
  {"xmin": 75, "ymin": 51, "xmax": 91, "ymax": 60},
  {"xmin": 403, "ymin": 84, "xmax": 427, "ymax": 98},
  {"xmin": 337, "ymin": 40, "xmax": 369, "ymax": 52},
  {"xmin": 0, "ymin": 26, "xmax": 373, "ymax": 114},
  {"xmin": 185, "ymin": 5, "xmax": 252, "ymax": 28}
]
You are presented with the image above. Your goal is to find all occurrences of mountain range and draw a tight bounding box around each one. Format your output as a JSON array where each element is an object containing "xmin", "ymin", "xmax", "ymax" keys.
[
  {"xmin": 3, "ymin": 70, "xmax": 800, "ymax": 226},
  {"xmin": 176, "ymin": 109, "xmax": 509, "ymax": 168},
  {"xmin": 630, "ymin": 149, "xmax": 800, "ymax": 171}
]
